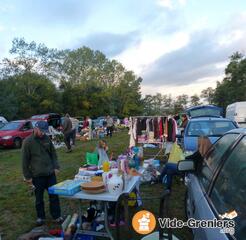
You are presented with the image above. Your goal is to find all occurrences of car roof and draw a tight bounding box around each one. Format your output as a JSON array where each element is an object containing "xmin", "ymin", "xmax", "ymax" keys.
[
  {"xmin": 227, "ymin": 128, "xmax": 246, "ymax": 134},
  {"xmin": 189, "ymin": 117, "xmax": 232, "ymax": 122}
]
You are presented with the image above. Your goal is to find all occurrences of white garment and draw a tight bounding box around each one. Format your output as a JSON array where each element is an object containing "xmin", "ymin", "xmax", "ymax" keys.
[{"xmin": 129, "ymin": 117, "xmax": 136, "ymax": 147}]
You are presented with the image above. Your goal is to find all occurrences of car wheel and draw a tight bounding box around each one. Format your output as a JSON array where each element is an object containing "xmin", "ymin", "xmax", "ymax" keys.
[{"xmin": 14, "ymin": 138, "xmax": 22, "ymax": 148}]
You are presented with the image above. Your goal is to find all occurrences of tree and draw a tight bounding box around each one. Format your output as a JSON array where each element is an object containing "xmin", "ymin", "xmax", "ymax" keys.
[
  {"xmin": 213, "ymin": 52, "xmax": 246, "ymax": 110},
  {"xmin": 0, "ymin": 38, "xmax": 65, "ymax": 81},
  {"xmin": 0, "ymin": 73, "xmax": 61, "ymax": 119},
  {"xmin": 0, "ymin": 38, "xmax": 144, "ymax": 119},
  {"xmin": 173, "ymin": 94, "xmax": 189, "ymax": 113},
  {"xmin": 190, "ymin": 94, "xmax": 201, "ymax": 106},
  {"xmin": 200, "ymin": 87, "xmax": 215, "ymax": 104}
]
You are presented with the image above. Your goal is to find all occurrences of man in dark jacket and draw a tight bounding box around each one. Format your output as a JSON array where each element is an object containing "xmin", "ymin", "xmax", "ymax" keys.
[
  {"xmin": 62, "ymin": 113, "xmax": 72, "ymax": 152},
  {"xmin": 22, "ymin": 121, "xmax": 63, "ymax": 226}
]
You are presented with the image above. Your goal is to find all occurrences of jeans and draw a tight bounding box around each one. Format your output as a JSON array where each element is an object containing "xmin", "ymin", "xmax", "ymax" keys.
[
  {"xmin": 32, "ymin": 173, "xmax": 61, "ymax": 219},
  {"xmin": 71, "ymin": 129, "xmax": 76, "ymax": 145},
  {"xmin": 106, "ymin": 126, "xmax": 113, "ymax": 137},
  {"xmin": 160, "ymin": 163, "xmax": 180, "ymax": 190}
]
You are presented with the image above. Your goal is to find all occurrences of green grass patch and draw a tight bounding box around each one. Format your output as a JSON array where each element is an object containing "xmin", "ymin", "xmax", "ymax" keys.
[{"xmin": 0, "ymin": 131, "xmax": 192, "ymax": 240}]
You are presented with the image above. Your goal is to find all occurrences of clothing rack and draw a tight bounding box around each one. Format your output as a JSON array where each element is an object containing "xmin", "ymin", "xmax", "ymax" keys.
[{"xmin": 131, "ymin": 116, "xmax": 166, "ymax": 118}]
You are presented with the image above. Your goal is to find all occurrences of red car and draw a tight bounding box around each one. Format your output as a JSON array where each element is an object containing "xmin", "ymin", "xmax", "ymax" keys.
[{"xmin": 0, "ymin": 120, "xmax": 33, "ymax": 148}]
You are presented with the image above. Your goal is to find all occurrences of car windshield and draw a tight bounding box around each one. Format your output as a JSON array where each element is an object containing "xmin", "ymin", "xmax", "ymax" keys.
[
  {"xmin": 0, "ymin": 122, "xmax": 21, "ymax": 130},
  {"xmin": 187, "ymin": 120, "xmax": 236, "ymax": 137},
  {"xmin": 31, "ymin": 121, "xmax": 38, "ymax": 128}
]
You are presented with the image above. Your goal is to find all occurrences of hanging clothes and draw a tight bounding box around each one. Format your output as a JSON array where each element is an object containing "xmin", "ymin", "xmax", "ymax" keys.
[
  {"xmin": 159, "ymin": 117, "xmax": 163, "ymax": 137},
  {"xmin": 153, "ymin": 117, "xmax": 159, "ymax": 139},
  {"xmin": 149, "ymin": 119, "xmax": 154, "ymax": 131},
  {"xmin": 136, "ymin": 118, "xmax": 142, "ymax": 136}
]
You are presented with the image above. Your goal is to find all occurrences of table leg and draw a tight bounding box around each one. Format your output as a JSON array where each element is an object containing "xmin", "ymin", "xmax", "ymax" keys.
[
  {"xmin": 78, "ymin": 200, "xmax": 82, "ymax": 229},
  {"xmin": 104, "ymin": 202, "xmax": 114, "ymax": 240}
]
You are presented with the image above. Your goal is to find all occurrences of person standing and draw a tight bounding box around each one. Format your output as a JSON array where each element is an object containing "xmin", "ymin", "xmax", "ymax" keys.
[
  {"xmin": 70, "ymin": 117, "xmax": 79, "ymax": 146},
  {"xmin": 106, "ymin": 115, "xmax": 114, "ymax": 137},
  {"xmin": 22, "ymin": 121, "xmax": 63, "ymax": 226},
  {"xmin": 62, "ymin": 113, "xmax": 73, "ymax": 152}
]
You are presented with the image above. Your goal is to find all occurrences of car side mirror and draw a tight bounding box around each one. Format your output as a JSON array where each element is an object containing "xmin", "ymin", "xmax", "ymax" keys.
[{"xmin": 177, "ymin": 160, "xmax": 196, "ymax": 172}]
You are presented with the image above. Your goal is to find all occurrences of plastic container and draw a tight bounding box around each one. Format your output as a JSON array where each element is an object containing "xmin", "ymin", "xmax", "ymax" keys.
[{"xmin": 48, "ymin": 180, "xmax": 83, "ymax": 196}]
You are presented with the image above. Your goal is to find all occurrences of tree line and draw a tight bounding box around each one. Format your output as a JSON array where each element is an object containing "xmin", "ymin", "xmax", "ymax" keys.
[
  {"xmin": 0, "ymin": 38, "xmax": 143, "ymax": 120},
  {"xmin": 0, "ymin": 38, "xmax": 245, "ymax": 120}
]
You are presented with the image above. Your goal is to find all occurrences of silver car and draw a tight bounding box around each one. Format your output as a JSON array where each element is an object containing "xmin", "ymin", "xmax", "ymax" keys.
[{"xmin": 178, "ymin": 128, "xmax": 246, "ymax": 240}]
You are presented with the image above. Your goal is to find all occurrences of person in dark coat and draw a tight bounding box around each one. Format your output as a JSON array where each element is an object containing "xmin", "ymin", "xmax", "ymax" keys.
[{"xmin": 22, "ymin": 121, "xmax": 63, "ymax": 226}]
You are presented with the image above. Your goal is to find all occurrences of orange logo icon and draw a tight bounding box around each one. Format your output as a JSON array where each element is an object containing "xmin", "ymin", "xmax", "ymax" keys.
[{"xmin": 132, "ymin": 210, "xmax": 156, "ymax": 235}]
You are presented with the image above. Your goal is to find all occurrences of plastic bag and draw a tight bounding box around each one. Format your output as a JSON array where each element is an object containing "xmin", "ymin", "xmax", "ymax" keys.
[{"xmin": 168, "ymin": 143, "xmax": 184, "ymax": 163}]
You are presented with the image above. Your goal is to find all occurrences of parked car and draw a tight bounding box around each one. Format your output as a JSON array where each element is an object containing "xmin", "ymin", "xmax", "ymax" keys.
[
  {"xmin": 0, "ymin": 116, "xmax": 8, "ymax": 124},
  {"xmin": 226, "ymin": 101, "xmax": 246, "ymax": 127},
  {"xmin": 182, "ymin": 117, "xmax": 237, "ymax": 152},
  {"xmin": 30, "ymin": 113, "xmax": 61, "ymax": 129},
  {"xmin": 178, "ymin": 128, "xmax": 246, "ymax": 240},
  {"xmin": 0, "ymin": 120, "xmax": 33, "ymax": 148}
]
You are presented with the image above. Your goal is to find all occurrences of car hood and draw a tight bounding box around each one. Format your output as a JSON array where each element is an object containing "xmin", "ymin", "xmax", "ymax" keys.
[
  {"xmin": 184, "ymin": 136, "xmax": 218, "ymax": 152},
  {"xmin": 0, "ymin": 130, "xmax": 18, "ymax": 137}
]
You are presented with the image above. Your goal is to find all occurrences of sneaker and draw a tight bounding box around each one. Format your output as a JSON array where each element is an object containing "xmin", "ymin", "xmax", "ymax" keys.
[
  {"xmin": 36, "ymin": 218, "xmax": 45, "ymax": 226},
  {"xmin": 54, "ymin": 216, "xmax": 64, "ymax": 224}
]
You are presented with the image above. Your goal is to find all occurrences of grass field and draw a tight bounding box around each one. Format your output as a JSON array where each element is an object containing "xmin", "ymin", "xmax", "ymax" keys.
[{"xmin": 0, "ymin": 130, "xmax": 192, "ymax": 240}]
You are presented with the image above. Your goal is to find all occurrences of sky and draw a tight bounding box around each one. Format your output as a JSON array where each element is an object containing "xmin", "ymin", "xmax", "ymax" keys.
[{"xmin": 1, "ymin": 0, "xmax": 246, "ymax": 97}]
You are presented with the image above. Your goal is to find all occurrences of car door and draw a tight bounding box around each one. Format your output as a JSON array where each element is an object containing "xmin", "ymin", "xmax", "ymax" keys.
[
  {"xmin": 209, "ymin": 135, "xmax": 246, "ymax": 240},
  {"xmin": 186, "ymin": 133, "xmax": 239, "ymax": 240}
]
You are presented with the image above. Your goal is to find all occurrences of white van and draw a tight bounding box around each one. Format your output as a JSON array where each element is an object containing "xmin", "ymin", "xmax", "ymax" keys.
[{"xmin": 226, "ymin": 102, "xmax": 246, "ymax": 126}]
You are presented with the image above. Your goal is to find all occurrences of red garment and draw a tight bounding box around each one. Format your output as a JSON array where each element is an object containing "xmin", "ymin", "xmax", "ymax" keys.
[
  {"xmin": 159, "ymin": 118, "xmax": 163, "ymax": 136},
  {"xmin": 83, "ymin": 120, "xmax": 89, "ymax": 129}
]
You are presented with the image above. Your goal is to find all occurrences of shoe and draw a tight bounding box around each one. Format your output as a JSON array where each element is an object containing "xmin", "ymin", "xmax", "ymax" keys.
[
  {"xmin": 66, "ymin": 149, "xmax": 72, "ymax": 153},
  {"xmin": 36, "ymin": 218, "xmax": 45, "ymax": 226},
  {"xmin": 110, "ymin": 220, "xmax": 125, "ymax": 227},
  {"xmin": 54, "ymin": 216, "xmax": 64, "ymax": 224}
]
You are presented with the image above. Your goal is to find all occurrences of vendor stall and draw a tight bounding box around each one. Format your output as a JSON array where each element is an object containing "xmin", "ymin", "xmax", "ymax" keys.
[{"xmin": 129, "ymin": 116, "xmax": 178, "ymax": 159}]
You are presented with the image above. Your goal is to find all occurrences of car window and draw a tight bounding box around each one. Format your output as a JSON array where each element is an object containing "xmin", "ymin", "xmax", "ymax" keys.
[
  {"xmin": 23, "ymin": 122, "xmax": 33, "ymax": 130},
  {"xmin": 187, "ymin": 121, "xmax": 236, "ymax": 137},
  {"xmin": 210, "ymin": 136, "xmax": 246, "ymax": 240},
  {"xmin": 198, "ymin": 134, "xmax": 239, "ymax": 191},
  {"xmin": 0, "ymin": 122, "xmax": 21, "ymax": 130}
]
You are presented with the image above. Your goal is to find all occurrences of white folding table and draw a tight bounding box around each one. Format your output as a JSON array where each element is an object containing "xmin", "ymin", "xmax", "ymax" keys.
[{"xmin": 63, "ymin": 175, "xmax": 141, "ymax": 240}]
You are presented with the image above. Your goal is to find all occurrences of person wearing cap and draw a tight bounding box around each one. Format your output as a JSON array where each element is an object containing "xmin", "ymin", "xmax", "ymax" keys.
[{"xmin": 22, "ymin": 121, "xmax": 63, "ymax": 226}]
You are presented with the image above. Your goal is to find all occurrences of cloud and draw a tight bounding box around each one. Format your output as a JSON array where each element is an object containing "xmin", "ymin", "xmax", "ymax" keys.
[
  {"xmin": 0, "ymin": 24, "xmax": 5, "ymax": 32},
  {"xmin": 75, "ymin": 31, "xmax": 140, "ymax": 57},
  {"xmin": 157, "ymin": 0, "xmax": 187, "ymax": 9},
  {"xmin": 157, "ymin": 0, "xmax": 173, "ymax": 9},
  {"xmin": 141, "ymin": 75, "xmax": 220, "ymax": 97},
  {"xmin": 116, "ymin": 31, "xmax": 190, "ymax": 74},
  {"xmin": 16, "ymin": 0, "xmax": 92, "ymax": 26},
  {"xmin": 142, "ymin": 18, "xmax": 246, "ymax": 87}
]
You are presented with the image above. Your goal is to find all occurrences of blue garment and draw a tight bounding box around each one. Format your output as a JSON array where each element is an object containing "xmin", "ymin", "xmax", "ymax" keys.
[{"xmin": 160, "ymin": 163, "xmax": 179, "ymax": 190}]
